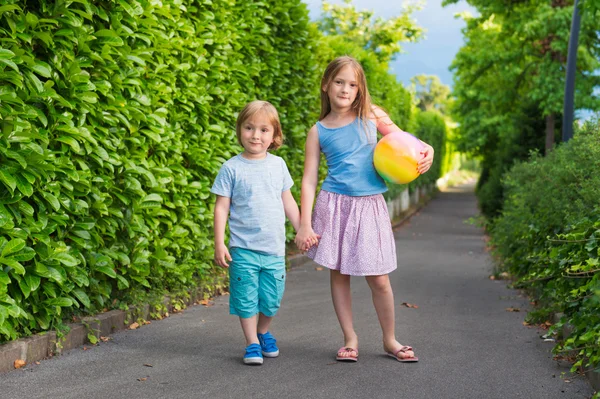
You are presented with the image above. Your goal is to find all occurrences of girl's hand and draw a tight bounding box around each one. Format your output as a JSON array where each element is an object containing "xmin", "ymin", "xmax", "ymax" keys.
[
  {"xmin": 418, "ymin": 143, "xmax": 434, "ymax": 174},
  {"xmin": 214, "ymin": 243, "xmax": 232, "ymax": 268},
  {"xmin": 295, "ymin": 227, "xmax": 320, "ymax": 252},
  {"xmin": 303, "ymin": 231, "xmax": 321, "ymax": 251}
]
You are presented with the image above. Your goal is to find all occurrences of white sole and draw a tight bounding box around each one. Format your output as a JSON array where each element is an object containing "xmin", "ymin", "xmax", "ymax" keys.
[
  {"xmin": 243, "ymin": 357, "xmax": 263, "ymax": 365},
  {"xmin": 262, "ymin": 350, "xmax": 279, "ymax": 358}
]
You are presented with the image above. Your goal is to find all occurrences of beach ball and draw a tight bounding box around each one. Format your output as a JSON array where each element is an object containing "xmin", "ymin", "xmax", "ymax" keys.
[{"xmin": 374, "ymin": 131, "xmax": 424, "ymax": 184}]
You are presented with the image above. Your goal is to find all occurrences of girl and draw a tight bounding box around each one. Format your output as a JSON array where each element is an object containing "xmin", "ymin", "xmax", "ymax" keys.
[
  {"xmin": 295, "ymin": 56, "xmax": 434, "ymax": 363},
  {"xmin": 212, "ymin": 100, "xmax": 316, "ymax": 365}
]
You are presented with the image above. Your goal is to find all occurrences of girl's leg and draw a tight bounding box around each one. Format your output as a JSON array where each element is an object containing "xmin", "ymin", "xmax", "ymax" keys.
[
  {"xmin": 239, "ymin": 315, "xmax": 259, "ymax": 346},
  {"xmin": 365, "ymin": 274, "xmax": 415, "ymax": 359},
  {"xmin": 330, "ymin": 270, "xmax": 358, "ymax": 358},
  {"xmin": 257, "ymin": 313, "xmax": 273, "ymax": 334}
]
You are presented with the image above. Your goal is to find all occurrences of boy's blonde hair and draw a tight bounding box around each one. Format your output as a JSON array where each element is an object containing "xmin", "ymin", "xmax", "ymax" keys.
[
  {"xmin": 236, "ymin": 101, "xmax": 283, "ymax": 150},
  {"xmin": 319, "ymin": 56, "xmax": 373, "ymax": 122}
]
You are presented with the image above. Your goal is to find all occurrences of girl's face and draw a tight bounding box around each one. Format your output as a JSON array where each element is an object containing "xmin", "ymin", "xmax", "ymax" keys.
[
  {"xmin": 239, "ymin": 112, "xmax": 275, "ymax": 159},
  {"xmin": 325, "ymin": 65, "xmax": 359, "ymax": 111}
]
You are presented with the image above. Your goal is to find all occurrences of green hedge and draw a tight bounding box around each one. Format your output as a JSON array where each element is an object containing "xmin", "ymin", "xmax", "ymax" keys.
[
  {"xmin": 475, "ymin": 105, "xmax": 548, "ymax": 218},
  {"xmin": 0, "ymin": 0, "xmax": 319, "ymax": 342},
  {"xmin": 490, "ymin": 120, "xmax": 600, "ymax": 372}
]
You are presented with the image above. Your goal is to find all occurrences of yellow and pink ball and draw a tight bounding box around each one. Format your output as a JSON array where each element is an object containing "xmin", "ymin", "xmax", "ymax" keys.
[{"xmin": 374, "ymin": 131, "xmax": 424, "ymax": 185}]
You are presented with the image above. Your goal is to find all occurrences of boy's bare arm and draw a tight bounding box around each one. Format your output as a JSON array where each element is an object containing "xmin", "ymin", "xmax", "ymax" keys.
[
  {"xmin": 214, "ymin": 195, "xmax": 232, "ymax": 267},
  {"xmin": 282, "ymin": 190, "xmax": 300, "ymax": 231}
]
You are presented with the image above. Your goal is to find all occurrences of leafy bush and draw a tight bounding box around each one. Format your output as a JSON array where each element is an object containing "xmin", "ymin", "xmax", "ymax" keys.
[
  {"xmin": 0, "ymin": 0, "xmax": 319, "ymax": 342},
  {"xmin": 476, "ymin": 105, "xmax": 547, "ymax": 218},
  {"xmin": 411, "ymin": 111, "xmax": 447, "ymax": 186},
  {"xmin": 491, "ymin": 119, "xmax": 600, "ymax": 372}
]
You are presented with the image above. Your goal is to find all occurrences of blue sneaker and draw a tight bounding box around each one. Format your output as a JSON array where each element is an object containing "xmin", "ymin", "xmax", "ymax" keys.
[
  {"xmin": 243, "ymin": 343, "xmax": 263, "ymax": 365},
  {"xmin": 257, "ymin": 331, "xmax": 279, "ymax": 358}
]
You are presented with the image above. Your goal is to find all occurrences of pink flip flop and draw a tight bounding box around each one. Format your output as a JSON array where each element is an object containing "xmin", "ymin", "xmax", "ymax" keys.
[
  {"xmin": 387, "ymin": 346, "xmax": 419, "ymax": 363},
  {"xmin": 336, "ymin": 347, "xmax": 358, "ymax": 362}
]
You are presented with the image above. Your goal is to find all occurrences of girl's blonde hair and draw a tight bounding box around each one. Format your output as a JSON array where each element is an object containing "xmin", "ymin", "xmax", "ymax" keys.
[
  {"xmin": 236, "ymin": 100, "xmax": 283, "ymax": 150},
  {"xmin": 319, "ymin": 56, "xmax": 373, "ymax": 122}
]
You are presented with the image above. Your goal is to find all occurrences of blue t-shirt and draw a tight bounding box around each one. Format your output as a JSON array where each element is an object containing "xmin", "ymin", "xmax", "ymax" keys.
[
  {"xmin": 318, "ymin": 117, "xmax": 387, "ymax": 196},
  {"xmin": 210, "ymin": 153, "xmax": 293, "ymax": 257}
]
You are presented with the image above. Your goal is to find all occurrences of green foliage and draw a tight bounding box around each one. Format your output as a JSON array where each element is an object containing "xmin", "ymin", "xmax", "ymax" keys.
[
  {"xmin": 449, "ymin": 1, "xmax": 600, "ymax": 216},
  {"xmin": 491, "ymin": 120, "xmax": 600, "ymax": 372},
  {"xmin": 411, "ymin": 75, "xmax": 451, "ymax": 115},
  {"xmin": 411, "ymin": 111, "xmax": 447, "ymax": 186},
  {"xmin": 318, "ymin": 0, "xmax": 423, "ymax": 63},
  {"xmin": 476, "ymin": 104, "xmax": 547, "ymax": 218},
  {"xmin": 0, "ymin": 0, "xmax": 319, "ymax": 342}
]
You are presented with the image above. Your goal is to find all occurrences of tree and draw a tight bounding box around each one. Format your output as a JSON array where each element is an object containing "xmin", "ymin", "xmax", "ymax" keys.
[
  {"xmin": 411, "ymin": 74, "xmax": 451, "ymax": 114},
  {"xmin": 318, "ymin": 0, "xmax": 424, "ymax": 63},
  {"xmin": 446, "ymin": 0, "xmax": 600, "ymax": 154}
]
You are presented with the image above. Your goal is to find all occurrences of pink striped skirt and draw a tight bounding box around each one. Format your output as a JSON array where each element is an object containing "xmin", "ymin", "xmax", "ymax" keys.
[{"xmin": 306, "ymin": 190, "xmax": 397, "ymax": 276}]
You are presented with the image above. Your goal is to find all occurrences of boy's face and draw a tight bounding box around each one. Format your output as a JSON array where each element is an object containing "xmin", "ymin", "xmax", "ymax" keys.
[
  {"xmin": 325, "ymin": 65, "xmax": 359, "ymax": 110},
  {"xmin": 239, "ymin": 112, "xmax": 275, "ymax": 159}
]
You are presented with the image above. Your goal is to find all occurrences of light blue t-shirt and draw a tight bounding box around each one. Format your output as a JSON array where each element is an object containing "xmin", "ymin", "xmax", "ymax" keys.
[
  {"xmin": 318, "ymin": 117, "xmax": 388, "ymax": 196},
  {"xmin": 210, "ymin": 153, "xmax": 293, "ymax": 257}
]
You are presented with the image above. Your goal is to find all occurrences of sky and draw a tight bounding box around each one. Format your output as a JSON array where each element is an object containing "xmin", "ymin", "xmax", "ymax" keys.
[{"xmin": 303, "ymin": 0, "xmax": 477, "ymax": 87}]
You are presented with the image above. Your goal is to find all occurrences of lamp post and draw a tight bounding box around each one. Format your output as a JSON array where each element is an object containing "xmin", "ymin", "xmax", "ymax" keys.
[{"xmin": 562, "ymin": 0, "xmax": 582, "ymax": 142}]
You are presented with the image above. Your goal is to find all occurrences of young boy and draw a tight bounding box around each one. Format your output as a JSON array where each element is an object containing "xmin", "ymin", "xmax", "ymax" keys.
[{"xmin": 211, "ymin": 100, "xmax": 315, "ymax": 365}]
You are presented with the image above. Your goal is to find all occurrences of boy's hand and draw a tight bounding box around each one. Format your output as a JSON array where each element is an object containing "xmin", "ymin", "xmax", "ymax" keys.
[{"xmin": 214, "ymin": 244, "xmax": 232, "ymax": 268}]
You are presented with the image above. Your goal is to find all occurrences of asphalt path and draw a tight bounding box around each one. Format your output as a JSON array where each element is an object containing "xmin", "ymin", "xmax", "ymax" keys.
[{"xmin": 1, "ymin": 183, "xmax": 594, "ymax": 399}]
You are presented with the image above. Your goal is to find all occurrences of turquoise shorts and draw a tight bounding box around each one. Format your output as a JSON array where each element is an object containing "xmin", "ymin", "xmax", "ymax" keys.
[{"xmin": 228, "ymin": 247, "xmax": 286, "ymax": 318}]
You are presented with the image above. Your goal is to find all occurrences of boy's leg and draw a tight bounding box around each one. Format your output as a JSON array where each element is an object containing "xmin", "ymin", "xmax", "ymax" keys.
[
  {"xmin": 229, "ymin": 248, "xmax": 263, "ymax": 364},
  {"xmin": 330, "ymin": 270, "xmax": 358, "ymax": 359},
  {"xmin": 257, "ymin": 254, "xmax": 285, "ymax": 357},
  {"xmin": 257, "ymin": 313, "xmax": 273, "ymax": 335},
  {"xmin": 365, "ymin": 274, "xmax": 415, "ymax": 359},
  {"xmin": 256, "ymin": 253, "xmax": 286, "ymax": 319},
  {"xmin": 257, "ymin": 313, "xmax": 279, "ymax": 357},
  {"xmin": 239, "ymin": 315, "xmax": 259, "ymax": 346}
]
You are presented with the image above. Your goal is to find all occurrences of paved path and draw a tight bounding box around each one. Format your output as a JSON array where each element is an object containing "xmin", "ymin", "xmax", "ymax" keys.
[{"xmin": 1, "ymin": 183, "xmax": 594, "ymax": 399}]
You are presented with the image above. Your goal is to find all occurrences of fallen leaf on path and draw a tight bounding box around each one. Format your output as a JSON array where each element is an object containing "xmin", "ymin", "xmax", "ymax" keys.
[
  {"xmin": 14, "ymin": 359, "xmax": 26, "ymax": 369},
  {"xmin": 401, "ymin": 302, "xmax": 419, "ymax": 309},
  {"xmin": 83, "ymin": 346, "xmax": 88, "ymax": 350},
  {"xmin": 129, "ymin": 322, "xmax": 140, "ymax": 330},
  {"xmin": 506, "ymin": 307, "xmax": 520, "ymax": 312},
  {"xmin": 144, "ymin": 364, "xmax": 153, "ymax": 367},
  {"xmin": 315, "ymin": 267, "xmax": 324, "ymax": 271},
  {"xmin": 138, "ymin": 377, "xmax": 147, "ymax": 382},
  {"xmin": 200, "ymin": 299, "xmax": 214, "ymax": 307},
  {"xmin": 489, "ymin": 275, "xmax": 496, "ymax": 280},
  {"xmin": 539, "ymin": 321, "xmax": 552, "ymax": 330},
  {"xmin": 35, "ymin": 361, "xmax": 40, "ymax": 365},
  {"xmin": 144, "ymin": 321, "xmax": 151, "ymax": 325},
  {"xmin": 100, "ymin": 336, "xmax": 111, "ymax": 342}
]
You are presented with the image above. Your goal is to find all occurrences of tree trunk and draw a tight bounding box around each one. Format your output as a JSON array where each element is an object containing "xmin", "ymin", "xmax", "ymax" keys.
[{"xmin": 545, "ymin": 113, "xmax": 555, "ymax": 154}]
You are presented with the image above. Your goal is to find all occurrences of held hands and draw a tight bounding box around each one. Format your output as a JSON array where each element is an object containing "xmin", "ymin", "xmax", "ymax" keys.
[
  {"xmin": 214, "ymin": 243, "xmax": 232, "ymax": 268},
  {"xmin": 294, "ymin": 226, "xmax": 320, "ymax": 252},
  {"xmin": 418, "ymin": 143, "xmax": 435, "ymax": 174}
]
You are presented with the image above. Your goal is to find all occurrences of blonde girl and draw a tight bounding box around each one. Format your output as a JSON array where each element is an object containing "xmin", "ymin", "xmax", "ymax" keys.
[{"xmin": 295, "ymin": 56, "xmax": 434, "ymax": 363}]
